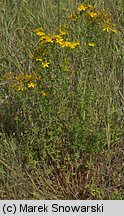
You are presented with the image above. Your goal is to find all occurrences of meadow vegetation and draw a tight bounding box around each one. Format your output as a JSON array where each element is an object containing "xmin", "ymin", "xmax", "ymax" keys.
[{"xmin": 0, "ymin": 0, "xmax": 124, "ymax": 199}]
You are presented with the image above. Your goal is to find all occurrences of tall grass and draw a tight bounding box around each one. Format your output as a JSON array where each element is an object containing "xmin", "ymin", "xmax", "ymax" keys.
[{"xmin": 0, "ymin": 0, "xmax": 124, "ymax": 199}]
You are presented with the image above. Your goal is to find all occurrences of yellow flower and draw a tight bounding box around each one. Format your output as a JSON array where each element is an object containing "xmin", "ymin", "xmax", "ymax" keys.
[
  {"xmin": 41, "ymin": 91, "xmax": 47, "ymax": 96},
  {"xmin": 60, "ymin": 41, "xmax": 72, "ymax": 48},
  {"xmin": 77, "ymin": 4, "xmax": 96, "ymax": 12},
  {"xmin": 34, "ymin": 28, "xmax": 46, "ymax": 37},
  {"xmin": 52, "ymin": 35, "xmax": 63, "ymax": 43},
  {"xmin": 37, "ymin": 90, "xmax": 47, "ymax": 96},
  {"xmin": 25, "ymin": 74, "xmax": 32, "ymax": 79},
  {"xmin": 15, "ymin": 76, "xmax": 19, "ymax": 80},
  {"xmin": 77, "ymin": 4, "xmax": 88, "ymax": 12},
  {"xmin": 111, "ymin": 28, "xmax": 118, "ymax": 34},
  {"xmin": 103, "ymin": 26, "xmax": 111, "ymax": 32},
  {"xmin": 103, "ymin": 26, "xmax": 118, "ymax": 34},
  {"xmin": 34, "ymin": 28, "xmax": 54, "ymax": 43},
  {"xmin": 36, "ymin": 57, "xmax": 42, "ymax": 62},
  {"xmin": 87, "ymin": 4, "xmax": 96, "ymax": 9},
  {"xmin": 28, "ymin": 82, "xmax": 36, "ymax": 88},
  {"xmin": 68, "ymin": 42, "xmax": 80, "ymax": 49},
  {"xmin": 88, "ymin": 42, "xmax": 96, "ymax": 47},
  {"xmin": 68, "ymin": 14, "xmax": 77, "ymax": 21},
  {"xmin": 59, "ymin": 29, "xmax": 67, "ymax": 36},
  {"xmin": 17, "ymin": 83, "xmax": 25, "ymax": 91},
  {"xmin": 42, "ymin": 61, "xmax": 50, "ymax": 68},
  {"xmin": 57, "ymin": 40, "xmax": 79, "ymax": 48},
  {"xmin": 63, "ymin": 41, "xmax": 71, "ymax": 47},
  {"xmin": 41, "ymin": 35, "xmax": 53, "ymax": 43},
  {"xmin": 88, "ymin": 12, "xmax": 98, "ymax": 18},
  {"xmin": 57, "ymin": 41, "xmax": 66, "ymax": 47}
]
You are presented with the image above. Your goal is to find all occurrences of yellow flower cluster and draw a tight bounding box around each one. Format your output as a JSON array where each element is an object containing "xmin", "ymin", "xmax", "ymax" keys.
[
  {"xmin": 55, "ymin": 40, "xmax": 80, "ymax": 48},
  {"xmin": 34, "ymin": 28, "xmax": 80, "ymax": 49},
  {"xmin": 88, "ymin": 42, "xmax": 96, "ymax": 47},
  {"xmin": 83, "ymin": 42, "xmax": 96, "ymax": 47},
  {"xmin": 76, "ymin": 3, "xmax": 110, "ymax": 21},
  {"xmin": 33, "ymin": 28, "xmax": 80, "ymax": 68},
  {"xmin": 68, "ymin": 3, "xmax": 118, "ymax": 34},
  {"xmin": 36, "ymin": 58, "xmax": 50, "ymax": 68},
  {"xmin": 77, "ymin": 4, "xmax": 96, "ymax": 12},
  {"xmin": 3, "ymin": 71, "xmax": 40, "ymax": 91},
  {"xmin": 103, "ymin": 25, "xmax": 118, "ymax": 34},
  {"xmin": 33, "ymin": 26, "xmax": 97, "ymax": 69},
  {"xmin": 86, "ymin": 9, "xmax": 111, "ymax": 21},
  {"xmin": 1, "ymin": 3, "xmax": 119, "ymax": 97}
]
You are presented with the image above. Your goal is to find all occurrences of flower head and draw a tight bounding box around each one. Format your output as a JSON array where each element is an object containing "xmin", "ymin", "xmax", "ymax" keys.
[
  {"xmin": 52, "ymin": 35, "xmax": 63, "ymax": 43},
  {"xmin": 41, "ymin": 35, "xmax": 53, "ymax": 43},
  {"xmin": 77, "ymin": 4, "xmax": 96, "ymax": 12},
  {"xmin": 88, "ymin": 12, "xmax": 98, "ymax": 18},
  {"xmin": 42, "ymin": 61, "xmax": 50, "ymax": 68},
  {"xmin": 111, "ymin": 28, "xmax": 118, "ymax": 34},
  {"xmin": 77, "ymin": 4, "xmax": 88, "ymax": 12},
  {"xmin": 36, "ymin": 57, "xmax": 42, "ymax": 62},
  {"xmin": 28, "ymin": 82, "xmax": 36, "ymax": 88},
  {"xmin": 41, "ymin": 91, "xmax": 47, "ymax": 96},
  {"xmin": 58, "ymin": 28, "xmax": 67, "ymax": 36},
  {"xmin": 103, "ymin": 26, "xmax": 118, "ymax": 33},
  {"xmin": 17, "ymin": 83, "xmax": 25, "ymax": 91},
  {"xmin": 88, "ymin": 42, "xmax": 96, "ymax": 47},
  {"xmin": 68, "ymin": 42, "xmax": 80, "ymax": 49},
  {"xmin": 34, "ymin": 28, "xmax": 46, "ymax": 37}
]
